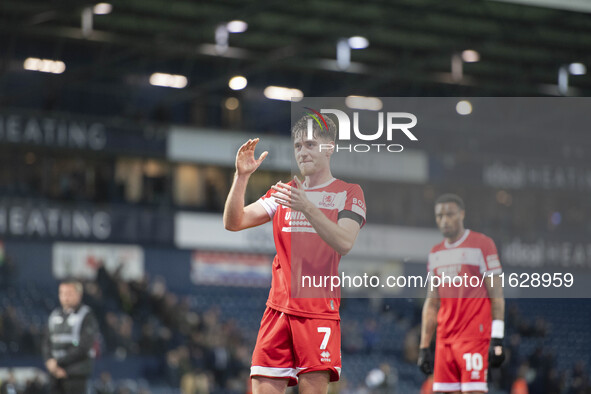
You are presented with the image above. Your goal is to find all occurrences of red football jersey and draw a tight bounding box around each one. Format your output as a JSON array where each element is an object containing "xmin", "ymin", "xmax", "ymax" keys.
[
  {"xmin": 257, "ymin": 178, "xmax": 366, "ymax": 320},
  {"xmin": 427, "ymin": 230, "xmax": 502, "ymax": 341}
]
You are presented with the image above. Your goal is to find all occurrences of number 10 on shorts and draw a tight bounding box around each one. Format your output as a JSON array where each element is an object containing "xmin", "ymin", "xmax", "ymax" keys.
[
  {"xmin": 318, "ymin": 327, "xmax": 331, "ymax": 350},
  {"xmin": 463, "ymin": 352, "xmax": 483, "ymax": 371}
]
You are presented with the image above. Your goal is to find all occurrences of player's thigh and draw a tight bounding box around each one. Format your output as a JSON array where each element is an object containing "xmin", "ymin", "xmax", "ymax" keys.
[
  {"xmin": 454, "ymin": 339, "xmax": 489, "ymax": 393},
  {"xmin": 252, "ymin": 376, "xmax": 289, "ymax": 394},
  {"xmin": 433, "ymin": 341, "xmax": 462, "ymax": 393},
  {"xmin": 298, "ymin": 371, "xmax": 330, "ymax": 394},
  {"xmin": 289, "ymin": 316, "xmax": 341, "ymax": 382}
]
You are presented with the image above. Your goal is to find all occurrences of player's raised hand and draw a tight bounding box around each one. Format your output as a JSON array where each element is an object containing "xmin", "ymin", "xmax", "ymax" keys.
[
  {"xmin": 235, "ymin": 138, "xmax": 268, "ymax": 176},
  {"xmin": 271, "ymin": 176, "xmax": 312, "ymax": 213}
]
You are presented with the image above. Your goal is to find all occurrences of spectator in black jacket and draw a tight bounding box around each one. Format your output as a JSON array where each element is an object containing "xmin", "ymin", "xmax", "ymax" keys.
[{"xmin": 42, "ymin": 280, "xmax": 99, "ymax": 394}]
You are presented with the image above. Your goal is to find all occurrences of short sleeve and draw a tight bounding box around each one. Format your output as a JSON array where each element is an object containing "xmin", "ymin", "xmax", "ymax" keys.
[
  {"xmin": 481, "ymin": 237, "xmax": 502, "ymax": 274},
  {"xmin": 427, "ymin": 250, "xmax": 436, "ymax": 274},
  {"xmin": 339, "ymin": 184, "xmax": 366, "ymax": 228},
  {"xmin": 257, "ymin": 186, "xmax": 279, "ymax": 219}
]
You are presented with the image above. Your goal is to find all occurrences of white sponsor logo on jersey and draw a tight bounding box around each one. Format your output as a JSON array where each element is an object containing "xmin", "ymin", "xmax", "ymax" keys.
[{"xmin": 435, "ymin": 265, "xmax": 462, "ymax": 278}]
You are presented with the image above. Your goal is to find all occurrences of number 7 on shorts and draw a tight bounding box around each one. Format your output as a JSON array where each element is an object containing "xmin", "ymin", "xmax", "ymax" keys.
[{"xmin": 317, "ymin": 327, "xmax": 331, "ymax": 350}]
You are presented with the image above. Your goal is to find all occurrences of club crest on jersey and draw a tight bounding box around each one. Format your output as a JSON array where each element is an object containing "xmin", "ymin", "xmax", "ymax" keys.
[{"xmin": 319, "ymin": 193, "xmax": 336, "ymax": 208}]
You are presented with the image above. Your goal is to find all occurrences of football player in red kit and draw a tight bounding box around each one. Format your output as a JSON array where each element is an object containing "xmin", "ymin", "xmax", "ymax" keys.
[
  {"xmin": 418, "ymin": 194, "xmax": 505, "ymax": 393},
  {"xmin": 223, "ymin": 114, "xmax": 366, "ymax": 394}
]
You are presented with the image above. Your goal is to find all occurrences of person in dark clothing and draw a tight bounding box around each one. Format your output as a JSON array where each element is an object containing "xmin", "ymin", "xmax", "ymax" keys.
[
  {"xmin": 0, "ymin": 370, "xmax": 18, "ymax": 394},
  {"xmin": 42, "ymin": 280, "xmax": 99, "ymax": 394}
]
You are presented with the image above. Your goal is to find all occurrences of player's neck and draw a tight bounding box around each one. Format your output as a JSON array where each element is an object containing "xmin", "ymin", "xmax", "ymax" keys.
[
  {"xmin": 446, "ymin": 228, "xmax": 466, "ymax": 245},
  {"xmin": 304, "ymin": 169, "xmax": 333, "ymax": 189}
]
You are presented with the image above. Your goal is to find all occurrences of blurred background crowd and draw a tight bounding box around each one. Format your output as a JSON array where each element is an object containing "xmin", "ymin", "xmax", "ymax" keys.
[{"xmin": 1, "ymin": 254, "xmax": 590, "ymax": 393}]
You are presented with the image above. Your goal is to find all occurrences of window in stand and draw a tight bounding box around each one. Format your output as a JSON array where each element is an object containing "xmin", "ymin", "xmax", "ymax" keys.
[{"xmin": 173, "ymin": 164, "xmax": 206, "ymax": 209}]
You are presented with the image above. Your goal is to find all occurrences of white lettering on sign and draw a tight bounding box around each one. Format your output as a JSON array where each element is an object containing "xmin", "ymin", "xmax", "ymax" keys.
[
  {"xmin": 0, "ymin": 115, "xmax": 107, "ymax": 150},
  {"xmin": 0, "ymin": 206, "xmax": 111, "ymax": 240}
]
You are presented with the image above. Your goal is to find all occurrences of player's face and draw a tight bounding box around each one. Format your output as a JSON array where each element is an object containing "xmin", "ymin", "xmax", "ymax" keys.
[
  {"xmin": 435, "ymin": 202, "xmax": 465, "ymax": 239},
  {"xmin": 294, "ymin": 134, "xmax": 333, "ymax": 176},
  {"xmin": 59, "ymin": 283, "xmax": 82, "ymax": 311}
]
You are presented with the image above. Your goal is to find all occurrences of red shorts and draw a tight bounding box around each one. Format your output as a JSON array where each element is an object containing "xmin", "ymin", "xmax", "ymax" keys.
[
  {"xmin": 251, "ymin": 307, "xmax": 341, "ymax": 386},
  {"xmin": 433, "ymin": 339, "xmax": 489, "ymax": 393}
]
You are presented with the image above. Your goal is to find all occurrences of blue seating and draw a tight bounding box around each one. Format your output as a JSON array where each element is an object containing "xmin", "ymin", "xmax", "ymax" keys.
[{"xmin": 2, "ymin": 284, "xmax": 590, "ymax": 393}]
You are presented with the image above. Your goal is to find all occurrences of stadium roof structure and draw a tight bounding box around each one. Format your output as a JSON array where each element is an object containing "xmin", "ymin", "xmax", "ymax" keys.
[{"xmin": 1, "ymin": 0, "xmax": 591, "ymax": 127}]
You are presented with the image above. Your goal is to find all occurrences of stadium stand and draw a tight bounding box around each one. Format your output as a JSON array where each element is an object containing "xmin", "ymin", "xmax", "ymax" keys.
[{"xmin": 1, "ymin": 262, "xmax": 590, "ymax": 393}]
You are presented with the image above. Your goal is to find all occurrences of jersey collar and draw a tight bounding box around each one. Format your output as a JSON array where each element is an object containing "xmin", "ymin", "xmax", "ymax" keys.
[
  {"xmin": 304, "ymin": 177, "xmax": 336, "ymax": 190},
  {"xmin": 444, "ymin": 229, "xmax": 470, "ymax": 249}
]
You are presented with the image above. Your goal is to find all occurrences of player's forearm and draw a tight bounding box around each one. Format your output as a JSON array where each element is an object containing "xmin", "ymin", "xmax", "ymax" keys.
[
  {"xmin": 302, "ymin": 204, "xmax": 357, "ymax": 255},
  {"xmin": 420, "ymin": 298, "xmax": 439, "ymax": 348},
  {"xmin": 486, "ymin": 275, "xmax": 505, "ymax": 321},
  {"xmin": 490, "ymin": 297, "xmax": 505, "ymax": 322},
  {"xmin": 223, "ymin": 173, "xmax": 250, "ymax": 231}
]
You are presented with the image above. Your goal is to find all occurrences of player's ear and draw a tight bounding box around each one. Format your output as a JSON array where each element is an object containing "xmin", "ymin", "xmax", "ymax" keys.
[
  {"xmin": 324, "ymin": 140, "xmax": 335, "ymax": 157},
  {"xmin": 459, "ymin": 209, "xmax": 465, "ymax": 221}
]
